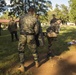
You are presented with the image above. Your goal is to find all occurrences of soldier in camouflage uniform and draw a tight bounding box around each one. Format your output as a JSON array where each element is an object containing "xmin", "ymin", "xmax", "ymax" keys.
[
  {"xmin": 46, "ymin": 19, "xmax": 61, "ymax": 59},
  {"xmin": 8, "ymin": 16, "xmax": 19, "ymax": 42},
  {"xmin": 50, "ymin": 14, "xmax": 57, "ymax": 24},
  {"xmin": 50, "ymin": 14, "xmax": 61, "ymax": 34},
  {"xmin": 18, "ymin": 7, "xmax": 40, "ymax": 72},
  {"xmin": 35, "ymin": 14, "xmax": 45, "ymax": 47}
]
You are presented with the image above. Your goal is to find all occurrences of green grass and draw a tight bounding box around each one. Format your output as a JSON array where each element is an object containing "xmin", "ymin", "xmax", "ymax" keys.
[{"xmin": 0, "ymin": 25, "xmax": 76, "ymax": 75}]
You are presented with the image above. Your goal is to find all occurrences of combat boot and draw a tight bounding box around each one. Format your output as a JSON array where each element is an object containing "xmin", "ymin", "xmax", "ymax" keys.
[
  {"xmin": 18, "ymin": 64, "xmax": 25, "ymax": 72},
  {"xmin": 35, "ymin": 61, "xmax": 39, "ymax": 68},
  {"xmin": 47, "ymin": 52, "xmax": 54, "ymax": 59}
]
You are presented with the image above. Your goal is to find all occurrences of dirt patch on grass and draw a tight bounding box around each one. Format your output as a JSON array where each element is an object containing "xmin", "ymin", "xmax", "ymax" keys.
[{"xmin": 5, "ymin": 45, "xmax": 76, "ymax": 75}]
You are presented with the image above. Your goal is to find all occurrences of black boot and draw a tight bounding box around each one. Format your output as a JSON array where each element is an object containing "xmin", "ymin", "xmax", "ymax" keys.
[{"xmin": 47, "ymin": 52, "xmax": 54, "ymax": 59}]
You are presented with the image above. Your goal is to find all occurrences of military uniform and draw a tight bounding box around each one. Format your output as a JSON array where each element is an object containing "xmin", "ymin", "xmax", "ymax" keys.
[
  {"xmin": 18, "ymin": 13, "xmax": 39, "ymax": 68},
  {"xmin": 50, "ymin": 18, "xmax": 57, "ymax": 24},
  {"xmin": 46, "ymin": 26, "xmax": 57, "ymax": 57},
  {"xmin": 46, "ymin": 18, "xmax": 57, "ymax": 57},
  {"xmin": 8, "ymin": 20, "xmax": 19, "ymax": 41},
  {"xmin": 35, "ymin": 19, "xmax": 44, "ymax": 47},
  {"xmin": 50, "ymin": 15, "xmax": 61, "ymax": 34}
]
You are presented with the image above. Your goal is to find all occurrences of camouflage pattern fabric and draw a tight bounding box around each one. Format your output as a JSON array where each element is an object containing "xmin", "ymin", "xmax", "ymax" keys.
[
  {"xmin": 19, "ymin": 14, "xmax": 39, "ymax": 34},
  {"xmin": 18, "ymin": 13, "xmax": 39, "ymax": 63},
  {"xmin": 46, "ymin": 24, "xmax": 57, "ymax": 56},
  {"xmin": 50, "ymin": 18, "xmax": 57, "ymax": 24},
  {"xmin": 35, "ymin": 19, "xmax": 45, "ymax": 47}
]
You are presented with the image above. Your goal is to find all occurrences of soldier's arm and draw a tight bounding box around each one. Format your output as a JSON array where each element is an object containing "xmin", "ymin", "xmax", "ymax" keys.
[
  {"xmin": 18, "ymin": 18, "xmax": 25, "ymax": 34},
  {"xmin": 34, "ymin": 21, "xmax": 40, "ymax": 35},
  {"xmin": 50, "ymin": 19, "xmax": 53, "ymax": 24},
  {"xmin": 39, "ymin": 23, "xmax": 43, "ymax": 33}
]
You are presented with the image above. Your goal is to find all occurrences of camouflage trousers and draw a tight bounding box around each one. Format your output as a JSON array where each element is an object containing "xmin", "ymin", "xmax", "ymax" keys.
[
  {"xmin": 47, "ymin": 37, "xmax": 56, "ymax": 53},
  {"xmin": 18, "ymin": 34, "xmax": 38, "ymax": 63}
]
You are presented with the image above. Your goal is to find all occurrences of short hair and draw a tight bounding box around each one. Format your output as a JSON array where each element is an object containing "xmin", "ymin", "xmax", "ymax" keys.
[
  {"xmin": 28, "ymin": 6, "xmax": 35, "ymax": 12},
  {"xmin": 52, "ymin": 14, "xmax": 55, "ymax": 16}
]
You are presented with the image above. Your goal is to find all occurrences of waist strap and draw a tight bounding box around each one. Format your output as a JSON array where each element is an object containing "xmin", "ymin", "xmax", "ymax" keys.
[{"xmin": 20, "ymin": 31, "xmax": 34, "ymax": 35}]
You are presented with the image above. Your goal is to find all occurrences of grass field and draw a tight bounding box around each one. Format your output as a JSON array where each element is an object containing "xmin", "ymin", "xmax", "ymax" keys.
[{"xmin": 0, "ymin": 25, "xmax": 76, "ymax": 75}]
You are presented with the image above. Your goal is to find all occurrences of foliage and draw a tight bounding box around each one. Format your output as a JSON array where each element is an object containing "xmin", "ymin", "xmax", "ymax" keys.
[
  {"xmin": 0, "ymin": 11, "xmax": 9, "ymax": 19},
  {"xmin": 8, "ymin": 0, "xmax": 52, "ymax": 16},
  {"xmin": 0, "ymin": 0, "xmax": 6, "ymax": 12},
  {"xmin": 69, "ymin": 0, "xmax": 76, "ymax": 22},
  {"xmin": 52, "ymin": 4, "xmax": 69, "ymax": 24},
  {"xmin": 53, "ymin": 4, "xmax": 62, "ymax": 18}
]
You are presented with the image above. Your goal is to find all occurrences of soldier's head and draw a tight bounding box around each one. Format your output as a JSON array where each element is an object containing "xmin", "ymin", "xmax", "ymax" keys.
[
  {"xmin": 52, "ymin": 14, "xmax": 56, "ymax": 18},
  {"xmin": 28, "ymin": 6, "xmax": 35, "ymax": 15}
]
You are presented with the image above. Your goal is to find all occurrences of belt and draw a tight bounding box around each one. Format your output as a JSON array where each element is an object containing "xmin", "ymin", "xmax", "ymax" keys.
[{"xmin": 20, "ymin": 31, "xmax": 34, "ymax": 35}]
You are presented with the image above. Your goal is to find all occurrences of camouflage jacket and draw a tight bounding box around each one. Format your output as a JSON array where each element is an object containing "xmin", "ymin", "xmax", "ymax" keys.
[
  {"xmin": 50, "ymin": 18, "xmax": 57, "ymax": 24},
  {"xmin": 47, "ymin": 22, "xmax": 58, "ymax": 33},
  {"xmin": 19, "ymin": 13, "xmax": 39, "ymax": 35}
]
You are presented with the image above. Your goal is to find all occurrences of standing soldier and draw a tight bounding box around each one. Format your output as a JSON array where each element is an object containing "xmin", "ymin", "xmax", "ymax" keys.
[
  {"xmin": 35, "ymin": 14, "xmax": 45, "ymax": 47},
  {"xmin": 47, "ymin": 14, "xmax": 58, "ymax": 57},
  {"xmin": 46, "ymin": 26, "xmax": 57, "ymax": 59},
  {"xmin": 8, "ymin": 16, "xmax": 19, "ymax": 42},
  {"xmin": 50, "ymin": 14, "xmax": 61, "ymax": 34},
  {"xmin": 46, "ymin": 19, "xmax": 61, "ymax": 59},
  {"xmin": 18, "ymin": 7, "xmax": 40, "ymax": 72},
  {"xmin": 55, "ymin": 19, "xmax": 61, "ymax": 34},
  {"xmin": 50, "ymin": 14, "xmax": 57, "ymax": 24}
]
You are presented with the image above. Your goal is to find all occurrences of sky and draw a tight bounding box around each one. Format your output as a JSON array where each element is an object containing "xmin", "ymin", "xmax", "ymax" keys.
[
  {"xmin": 5, "ymin": 0, "xmax": 69, "ymax": 7},
  {"xmin": 50, "ymin": 0, "xmax": 69, "ymax": 9},
  {"xmin": 0, "ymin": 0, "xmax": 69, "ymax": 16}
]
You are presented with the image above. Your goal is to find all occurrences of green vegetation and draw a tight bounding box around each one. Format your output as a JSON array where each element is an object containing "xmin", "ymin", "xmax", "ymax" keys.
[
  {"xmin": 1, "ymin": 0, "xmax": 76, "ymax": 25},
  {"xmin": 69, "ymin": 0, "xmax": 76, "ymax": 22},
  {"xmin": 0, "ymin": 25, "xmax": 76, "ymax": 75}
]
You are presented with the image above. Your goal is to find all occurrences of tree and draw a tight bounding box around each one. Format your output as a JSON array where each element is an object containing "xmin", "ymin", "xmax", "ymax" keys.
[
  {"xmin": 69, "ymin": 0, "xmax": 76, "ymax": 23},
  {"xmin": 60, "ymin": 4, "xmax": 69, "ymax": 24},
  {"xmin": 53, "ymin": 4, "xmax": 69, "ymax": 24},
  {"xmin": 0, "ymin": 0, "xmax": 6, "ymax": 12},
  {"xmin": 8, "ymin": 0, "xmax": 52, "ymax": 16},
  {"xmin": 0, "ymin": 11, "xmax": 9, "ymax": 19},
  {"xmin": 54, "ymin": 4, "xmax": 61, "ymax": 17}
]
